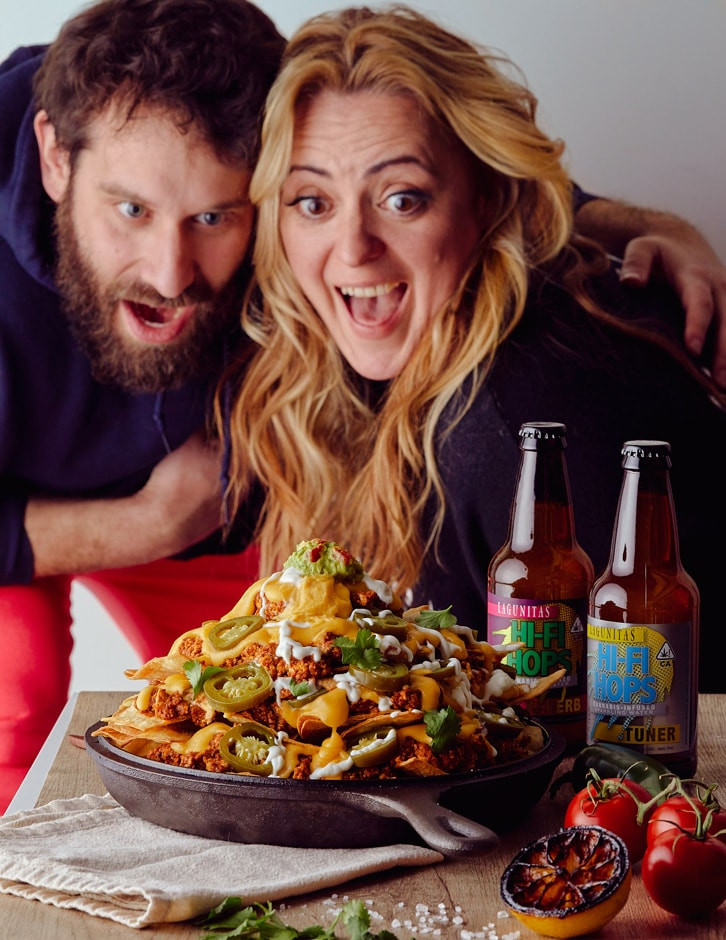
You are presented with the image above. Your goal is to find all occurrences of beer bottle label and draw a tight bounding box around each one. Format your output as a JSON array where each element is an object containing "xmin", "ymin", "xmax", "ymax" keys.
[
  {"xmin": 487, "ymin": 594, "xmax": 587, "ymax": 723},
  {"xmin": 586, "ymin": 617, "xmax": 695, "ymax": 756}
]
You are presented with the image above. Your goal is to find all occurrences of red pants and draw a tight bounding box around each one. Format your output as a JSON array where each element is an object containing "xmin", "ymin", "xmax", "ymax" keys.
[{"xmin": 0, "ymin": 547, "xmax": 259, "ymax": 814}]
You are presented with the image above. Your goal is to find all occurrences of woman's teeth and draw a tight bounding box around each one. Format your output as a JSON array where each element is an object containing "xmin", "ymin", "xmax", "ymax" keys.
[
  {"xmin": 340, "ymin": 281, "xmax": 401, "ymax": 298},
  {"xmin": 338, "ymin": 282, "xmax": 405, "ymax": 325}
]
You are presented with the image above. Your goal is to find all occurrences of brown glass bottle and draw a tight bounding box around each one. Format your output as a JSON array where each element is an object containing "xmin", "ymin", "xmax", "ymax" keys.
[
  {"xmin": 587, "ymin": 441, "xmax": 699, "ymax": 776},
  {"xmin": 487, "ymin": 422, "xmax": 593, "ymax": 750}
]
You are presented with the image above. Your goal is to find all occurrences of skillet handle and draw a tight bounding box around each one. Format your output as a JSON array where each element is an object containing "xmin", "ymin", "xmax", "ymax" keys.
[{"xmin": 339, "ymin": 789, "xmax": 499, "ymax": 857}]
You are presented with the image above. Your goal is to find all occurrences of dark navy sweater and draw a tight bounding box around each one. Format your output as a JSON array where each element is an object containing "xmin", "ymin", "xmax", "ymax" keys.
[{"xmin": 0, "ymin": 48, "xmax": 223, "ymax": 582}]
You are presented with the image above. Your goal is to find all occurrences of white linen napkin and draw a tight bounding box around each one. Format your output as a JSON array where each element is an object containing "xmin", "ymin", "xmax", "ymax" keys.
[{"xmin": 0, "ymin": 793, "xmax": 442, "ymax": 929}]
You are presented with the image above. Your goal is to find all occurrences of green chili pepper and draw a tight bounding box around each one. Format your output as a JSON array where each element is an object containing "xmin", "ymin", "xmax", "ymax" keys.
[
  {"xmin": 219, "ymin": 721, "xmax": 276, "ymax": 775},
  {"xmin": 349, "ymin": 662, "xmax": 409, "ymax": 693},
  {"xmin": 477, "ymin": 705, "xmax": 526, "ymax": 739},
  {"xmin": 550, "ymin": 742, "xmax": 671, "ymax": 800},
  {"xmin": 203, "ymin": 663, "xmax": 273, "ymax": 712},
  {"xmin": 353, "ymin": 611, "xmax": 409, "ymax": 640},
  {"xmin": 349, "ymin": 726, "xmax": 398, "ymax": 768},
  {"xmin": 285, "ymin": 687, "xmax": 326, "ymax": 710},
  {"xmin": 207, "ymin": 615, "xmax": 264, "ymax": 651},
  {"xmin": 417, "ymin": 661, "xmax": 459, "ymax": 681}
]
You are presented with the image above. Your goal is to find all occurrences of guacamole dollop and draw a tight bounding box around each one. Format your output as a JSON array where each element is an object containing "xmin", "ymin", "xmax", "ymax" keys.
[{"xmin": 283, "ymin": 538, "xmax": 364, "ymax": 582}]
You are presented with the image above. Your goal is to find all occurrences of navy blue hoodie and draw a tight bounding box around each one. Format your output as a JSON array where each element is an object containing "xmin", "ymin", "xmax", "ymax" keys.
[{"xmin": 0, "ymin": 47, "xmax": 223, "ymax": 583}]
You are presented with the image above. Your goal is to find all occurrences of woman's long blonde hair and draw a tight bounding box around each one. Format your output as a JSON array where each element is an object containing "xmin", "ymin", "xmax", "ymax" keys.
[{"xmin": 219, "ymin": 5, "xmax": 598, "ymax": 587}]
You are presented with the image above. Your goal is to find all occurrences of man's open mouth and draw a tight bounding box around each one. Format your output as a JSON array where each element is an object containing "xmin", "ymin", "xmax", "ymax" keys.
[
  {"xmin": 338, "ymin": 281, "xmax": 406, "ymax": 325},
  {"xmin": 128, "ymin": 301, "xmax": 187, "ymax": 327},
  {"xmin": 120, "ymin": 299, "xmax": 196, "ymax": 345}
]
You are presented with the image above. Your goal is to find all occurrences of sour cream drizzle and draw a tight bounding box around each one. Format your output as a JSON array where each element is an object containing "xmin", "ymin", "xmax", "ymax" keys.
[
  {"xmin": 362, "ymin": 574, "xmax": 393, "ymax": 605},
  {"xmin": 310, "ymin": 755, "xmax": 354, "ymax": 779},
  {"xmin": 275, "ymin": 620, "xmax": 321, "ymax": 664},
  {"xmin": 267, "ymin": 730, "xmax": 289, "ymax": 777}
]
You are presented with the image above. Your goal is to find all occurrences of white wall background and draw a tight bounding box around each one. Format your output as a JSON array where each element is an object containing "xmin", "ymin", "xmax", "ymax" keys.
[{"xmin": 3, "ymin": 0, "xmax": 724, "ymax": 692}]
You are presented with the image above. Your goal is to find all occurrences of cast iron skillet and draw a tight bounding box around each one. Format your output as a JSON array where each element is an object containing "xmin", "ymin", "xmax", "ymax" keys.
[{"xmin": 85, "ymin": 721, "xmax": 565, "ymax": 856}]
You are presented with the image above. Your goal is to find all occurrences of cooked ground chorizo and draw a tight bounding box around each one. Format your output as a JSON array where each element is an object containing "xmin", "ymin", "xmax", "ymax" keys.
[
  {"xmin": 151, "ymin": 689, "xmax": 191, "ymax": 721},
  {"xmin": 176, "ymin": 635, "xmax": 203, "ymax": 659},
  {"xmin": 232, "ymin": 702, "xmax": 292, "ymax": 733},
  {"xmin": 147, "ymin": 731, "xmax": 227, "ymax": 772},
  {"xmin": 389, "ymin": 687, "xmax": 422, "ymax": 711},
  {"xmin": 348, "ymin": 698, "xmax": 379, "ymax": 717},
  {"xmin": 342, "ymin": 764, "xmax": 396, "ymax": 781},
  {"xmin": 254, "ymin": 595, "xmax": 285, "ymax": 619},
  {"xmin": 292, "ymin": 755, "xmax": 312, "ymax": 780}
]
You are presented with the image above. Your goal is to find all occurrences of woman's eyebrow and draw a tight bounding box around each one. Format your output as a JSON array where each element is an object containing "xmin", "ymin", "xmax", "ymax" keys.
[{"xmin": 288, "ymin": 154, "xmax": 431, "ymax": 179}]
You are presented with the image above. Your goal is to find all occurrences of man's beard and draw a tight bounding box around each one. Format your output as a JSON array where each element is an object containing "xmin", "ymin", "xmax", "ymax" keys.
[{"xmin": 53, "ymin": 196, "xmax": 244, "ymax": 393}]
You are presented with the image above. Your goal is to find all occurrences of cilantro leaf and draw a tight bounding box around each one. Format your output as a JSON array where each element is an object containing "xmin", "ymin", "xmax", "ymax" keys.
[
  {"xmin": 290, "ymin": 679, "xmax": 312, "ymax": 698},
  {"xmin": 424, "ymin": 705, "xmax": 462, "ymax": 754},
  {"xmin": 196, "ymin": 899, "xmax": 401, "ymax": 940},
  {"xmin": 183, "ymin": 659, "xmax": 225, "ymax": 697},
  {"xmin": 334, "ymin": 627, "xmax": 382, "ymax": 669},
  {"xmin": 340, "ymin": 901, "xmax": 371, "ymax": 940},
  {"xmin": 415, "ymin": 606, "xmax": 457, "ymax": 630}
]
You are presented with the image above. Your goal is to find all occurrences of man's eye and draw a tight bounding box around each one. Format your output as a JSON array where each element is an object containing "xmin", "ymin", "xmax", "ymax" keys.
[
  {"xmin": 118, "ymin": 201, "xmax": 145, "ymax": 220},
  {"xmin": 197, "ymin": 211, "xmax": 224, "ymax": 226},
  {"xmin": 385, "ymin": 190, "xmax": 427, "ymax": 214}
]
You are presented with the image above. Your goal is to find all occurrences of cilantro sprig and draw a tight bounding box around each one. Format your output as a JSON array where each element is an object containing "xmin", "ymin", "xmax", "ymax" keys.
[
  {"xmin": 197, "ymin": 898, "xmax": 399, "ymax": 940},
  {"xmin": 183, "ymin": 660, "xmax": 225, "ymax": 696},
  {"xmin": 289, "ymin": 679, "xmax": 312, "ymax": 698},
  {"xmin": 415, "ymin": 606, "xmax": 457, "ymax": 630},
  {"xmin": 424, "ymin": 705, "xmax": 462, "ymax": 754},
  {"xmin": 334, "ymin": 627, "xmax": 382, "ymax": 670}
]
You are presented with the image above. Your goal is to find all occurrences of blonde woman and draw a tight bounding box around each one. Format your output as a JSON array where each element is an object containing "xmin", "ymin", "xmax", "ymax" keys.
[{"xmin": 221, "ymin": 6, "xmax": 724, "ymax": 691}]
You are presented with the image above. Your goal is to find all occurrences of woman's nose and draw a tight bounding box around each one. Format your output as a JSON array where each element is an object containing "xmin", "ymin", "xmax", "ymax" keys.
[{"xmin": 335, "ymin": 206, "xmax": 385, "ymax": 267}]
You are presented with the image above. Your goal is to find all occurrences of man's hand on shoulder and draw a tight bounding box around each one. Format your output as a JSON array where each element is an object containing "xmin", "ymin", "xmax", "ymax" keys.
[{"xmin": 575, "ymin": 198, "xmax": 726, "ymax": 388}]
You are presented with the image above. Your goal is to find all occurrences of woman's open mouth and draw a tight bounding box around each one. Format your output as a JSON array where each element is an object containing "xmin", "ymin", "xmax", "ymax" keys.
[{"xmin": 338, "ymin": 281, "xmax": 406, "ymax": 328}]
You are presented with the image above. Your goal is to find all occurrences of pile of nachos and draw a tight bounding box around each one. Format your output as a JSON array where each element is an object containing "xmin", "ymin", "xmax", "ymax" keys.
[{"xmin": 93, "ymin": 539, "xmax": 564, "ymax": 780}]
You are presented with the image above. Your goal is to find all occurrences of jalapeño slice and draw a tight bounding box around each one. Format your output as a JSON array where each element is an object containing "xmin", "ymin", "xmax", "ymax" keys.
[
  {"xmin": 349, "ymin": 662, "xmax": 409, "ymax": 693},
  {"xmin": 219, "ymin": 721, "xmax": 276, "ymax": 775},
  {"xmin": 203, "ymin": 663, "xmax": 273, "ymax": 712},
  {"xmin": 207, "ymin": 615, "xmax": 264, "ymax": 651}
]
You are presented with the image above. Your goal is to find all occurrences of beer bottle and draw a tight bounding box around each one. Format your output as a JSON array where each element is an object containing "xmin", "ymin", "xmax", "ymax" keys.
[
  {"xmin": 587, "ymin": 441, "xmax": 699, "ymax": 776},
  {"xmin": 487, "ymin": 422, "xmax": 593, "ymax": 749}
]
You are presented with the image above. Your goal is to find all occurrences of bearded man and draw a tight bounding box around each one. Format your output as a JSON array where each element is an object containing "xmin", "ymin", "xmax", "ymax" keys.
[{"xmin": 0, "ymin": 0, "xmax": 283, "ymax": 812}]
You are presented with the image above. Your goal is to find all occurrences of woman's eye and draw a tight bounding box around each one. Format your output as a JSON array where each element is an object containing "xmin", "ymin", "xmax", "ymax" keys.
[
  {"xmin": 385, "ymin": 190, "xmax": 427, "ymax": 214},
  {"xmin": 291, "ymin": 195, "xmax": 328, "ymax": 218},
  {"xmin": 118, "ymin": 201, "xmax": 145, "ymax": 220}
]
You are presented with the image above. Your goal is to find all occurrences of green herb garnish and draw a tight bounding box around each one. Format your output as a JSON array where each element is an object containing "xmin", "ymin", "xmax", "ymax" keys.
[
  {"xmin": 415, "ymin": 606, "xmax": 457, "ymax": 630},
  {"xmin": 197, "ymin": 898, "xmax": 400, "ymax": 939},
  {"xmin": 183, "ymin": 660, "xmax": 225, "ymax": 697},
  {"xmin": 290, "ymin": 679, "xmax": 312, "ymax": 698},
  {"xmin": 334, "ymin": 627, "xmax": 382, "ymax": 670},
  {"xmin": 424, "ymin": 705, "xmax": 462, "ymax": 754}
]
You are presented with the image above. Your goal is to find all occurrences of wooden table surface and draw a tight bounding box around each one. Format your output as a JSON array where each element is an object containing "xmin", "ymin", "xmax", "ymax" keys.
[{"xmin": 1, "ymin": 691, "xmax": 724, "ymax": 939}]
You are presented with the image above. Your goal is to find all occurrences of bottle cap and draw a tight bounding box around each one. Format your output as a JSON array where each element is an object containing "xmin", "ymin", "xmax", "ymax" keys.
[
  {"xmin": 621, "ymin": 440, "xmax": 672, "ymax": 469},
  {"xmin": 519, "ymin": 422, "xmax": 566, "ymax": 450}
]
